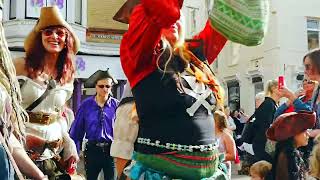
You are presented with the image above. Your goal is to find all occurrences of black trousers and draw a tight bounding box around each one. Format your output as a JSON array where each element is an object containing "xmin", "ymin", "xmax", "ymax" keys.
[
  {"xmin": 252, "ymin": 139, "xmax": 272, "ymax": 163},
  {"xmin": 84, "ymin": 142, "xmax": 115, "ymax": 180}
]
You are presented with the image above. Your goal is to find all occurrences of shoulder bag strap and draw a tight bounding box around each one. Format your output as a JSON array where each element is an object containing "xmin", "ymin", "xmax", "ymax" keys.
[
  {"xmin": 311, "ymin": 85, "xmax": 320, "ymax": 111},
  {"xmin": 26, "ymin": 79, "xmax": 56, "ymax": 111}
]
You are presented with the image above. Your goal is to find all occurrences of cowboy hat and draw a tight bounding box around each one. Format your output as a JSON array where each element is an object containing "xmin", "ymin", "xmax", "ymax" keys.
[
  {"xmin": 266, "ymin": 111, "xmax": 316, "ymax": 141},
  {"xmin": 24, "ymin": 6, "xmax": 80, "ymax": 54},
  {"xmin": 84, "ymin": 69, "xmax": 118, "ymax": 88}
]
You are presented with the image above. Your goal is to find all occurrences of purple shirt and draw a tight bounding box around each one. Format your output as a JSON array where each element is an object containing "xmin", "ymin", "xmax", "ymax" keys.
[{"xmin": 70, "ymin": 96, "xmax": 119, "ymax": 153}]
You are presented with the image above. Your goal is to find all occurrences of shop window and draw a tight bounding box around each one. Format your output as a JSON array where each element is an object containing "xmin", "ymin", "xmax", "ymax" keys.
[
  {"xmin": 75, "ymin": 0, "xmax": 82, "ymax": 24},
  {"xmin": 10, "ymin": 0, "xmax": 16, "ymax": 19},
  {"xmin": 307, "ymin": 18, "xmax": 320, "ymax": 50},
  {"xmin": 227, "ymin": 81, "xmax": 240, "ymax": 111},
  {"xmin": 186, "ymin": 6, "xmax": 199, "ymax": 38}
]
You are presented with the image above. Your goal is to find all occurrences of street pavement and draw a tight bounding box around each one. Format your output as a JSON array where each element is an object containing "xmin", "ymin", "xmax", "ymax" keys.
[{"xmin": 231, "ymin": 163, "xmax": 250, "ymax": 180}]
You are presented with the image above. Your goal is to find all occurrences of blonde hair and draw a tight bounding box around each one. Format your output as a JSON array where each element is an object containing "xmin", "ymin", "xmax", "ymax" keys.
[
  {"xmin": 157, "ymin": 14, "xmax": 225, "ymax": 107},
  {"xmin": 310, "ymin": 135, "xmax": 320, "ymax": 178},
  {"xmin": 0, "ymin": 18, "xmax": 27, "ymax": 142},
  {"xmin": 265, "ymin": 79, "xmax": 278, "ymax": 97},
  {"xmin": 158, "ymin": 13, "xmax": 186, "ymax": 74},
  {"xmin": 250, "ymin": 160, "xmax": 272, "ymax": 178},
  {"xmin": 214, "ymin": 110, "xmax": 228, "ymax": 130}
]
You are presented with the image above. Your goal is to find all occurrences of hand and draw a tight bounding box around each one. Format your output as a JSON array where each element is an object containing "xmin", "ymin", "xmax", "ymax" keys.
[
  {"xmin": 308, "ymin": 129, "xmax": 320, "ymax": 138},
  {"xmin": 66, "ymin": 156, "xmax": 77, "ymax": 174},
  {"xmin": 295, "ymin": 88, "xmax": 306, "ymax": 97},
  {"xmin": 279, "ymin": 87, "xmax": 296, "ymax": 101}
]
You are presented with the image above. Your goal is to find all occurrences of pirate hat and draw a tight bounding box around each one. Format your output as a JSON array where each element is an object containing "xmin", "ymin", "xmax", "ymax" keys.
[
  {"xmin": 266, "ymin": 111, "xmax": 316, "ymax": 141},
  {"xmin": 113, "ymin": 0, "xmax": 140, "ymax": 24},
  {"xmin": 84, "ymin": 69, "xmax": 118, "ymax": 88},
  {"xmin": 113, "ymin": 0, "xmax": 183, "ymax": 24},
  {"xmin": 24, "ymin": 6, "xmax": 80, "ymax": 54}
]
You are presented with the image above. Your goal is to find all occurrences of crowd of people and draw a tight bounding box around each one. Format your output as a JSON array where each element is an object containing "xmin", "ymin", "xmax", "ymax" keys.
[
  {"xmin": 1, "ymin": 0, "xmax": 320, "ymax": 180},
  {"xmin": 227, "ymin": 57, "xmax": 320, "ymax": 179}
]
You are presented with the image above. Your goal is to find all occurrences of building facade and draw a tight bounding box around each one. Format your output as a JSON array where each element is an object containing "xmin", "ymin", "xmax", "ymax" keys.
[
  {"xmin": 2, "ymin": 0, "xmax": 210, "ymax": 110},
  {"xmin": 215, "ymin": 0, "xmax": 320, "ymax": 114}
]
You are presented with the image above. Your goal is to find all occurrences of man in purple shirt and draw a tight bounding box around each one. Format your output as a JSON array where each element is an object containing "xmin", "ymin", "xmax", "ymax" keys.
[{"xmin": 70, "ymin": 70, "xmax": 119, "ymax": 180}]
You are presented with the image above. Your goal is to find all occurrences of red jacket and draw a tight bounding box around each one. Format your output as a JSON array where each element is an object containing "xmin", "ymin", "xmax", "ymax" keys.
[{"xmin": 120, "ymin": 0, "xmax": 227, "ymax": 88}]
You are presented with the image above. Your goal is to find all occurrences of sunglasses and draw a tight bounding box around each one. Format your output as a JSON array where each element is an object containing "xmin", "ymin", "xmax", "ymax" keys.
[
  {"xmin": 42, "ymin": 28, "xmax": 67, "ymax": 38},
  {"xmin": 97, "ymin": 84, "xmax": 111, "ymax": 89},
  {"xmin": 304, "ymin": 64, "xmax": 312, "ymax": 71},
  {"xmin": 303, "ymin": 79, "xmax": 314, "ymax": 84}
]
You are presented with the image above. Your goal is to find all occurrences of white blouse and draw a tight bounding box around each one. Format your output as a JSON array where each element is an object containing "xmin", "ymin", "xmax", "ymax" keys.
[
  {"xmin": 18, "ymin": 76, "xmax": 77, "ymax": 161},
  {"xmin": 110, "ymin": 101, "xmax": 139, "ymax": 160}
]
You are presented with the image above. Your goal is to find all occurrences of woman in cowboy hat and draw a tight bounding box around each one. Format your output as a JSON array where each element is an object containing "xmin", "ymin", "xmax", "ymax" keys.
[
  {"xmin": 118, "ymin": 0, "xmax": 231, "ymax": 179},
  {"xmin": 14, "ymin": 6, "xmax": 80, "ymax": 179},
  {"xmin": 266, "ymin": 111, "xmax": 316, "ymax": 180}
]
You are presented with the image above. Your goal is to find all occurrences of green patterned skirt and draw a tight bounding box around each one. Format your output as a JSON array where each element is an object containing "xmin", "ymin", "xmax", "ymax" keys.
[{"xmin": 132, "ymin": 149, "xmax": 227, "ymax": 180}]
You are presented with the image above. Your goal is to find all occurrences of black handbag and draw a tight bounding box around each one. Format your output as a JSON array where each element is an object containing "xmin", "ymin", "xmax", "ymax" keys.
[{"xmin": 241, "ymin": 114, "xmax": 255, "ymax": 144}]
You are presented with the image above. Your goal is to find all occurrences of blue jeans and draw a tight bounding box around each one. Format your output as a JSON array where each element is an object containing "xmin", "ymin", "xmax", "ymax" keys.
[{"xmin": 0, "ymin": 144, "xmax": 14, "ymax": 180}]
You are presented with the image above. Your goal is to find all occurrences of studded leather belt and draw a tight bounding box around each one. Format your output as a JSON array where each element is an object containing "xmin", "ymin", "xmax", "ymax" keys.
[
  {"xmin": 28, "ymin": 111, "xmax": 58, "ymax": 125},
  {"xmin": 87, "ymin": 141, "xmax": 110, "ymax": 148}
]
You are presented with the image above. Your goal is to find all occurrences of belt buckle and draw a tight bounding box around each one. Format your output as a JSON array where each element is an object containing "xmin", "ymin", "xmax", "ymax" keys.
[
  {"xmin": 96, "ymin": 142, "xmax": 108, "ymax": 148},
  {"xmin": 35, "ymin": 112, "xmax": 43, "ymax": 119},
  {"xmin": 96, "ymin": 143, "xmax": 104, "ymax": 147}
]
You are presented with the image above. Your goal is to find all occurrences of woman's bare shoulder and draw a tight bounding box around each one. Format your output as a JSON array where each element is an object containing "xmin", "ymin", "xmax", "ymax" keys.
[{"xmin": 13, "ymin": 57, "xmax": 28, "ymax": 76}]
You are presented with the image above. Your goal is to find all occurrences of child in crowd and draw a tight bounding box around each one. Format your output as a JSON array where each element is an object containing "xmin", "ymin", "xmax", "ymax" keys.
[
  {"xmin": 250, "ymin": 160, "xmax": 272, "ymax": 180},
  {"xmin": 214, "ymin": 110, "xmax": 236, "ymax": 179}
]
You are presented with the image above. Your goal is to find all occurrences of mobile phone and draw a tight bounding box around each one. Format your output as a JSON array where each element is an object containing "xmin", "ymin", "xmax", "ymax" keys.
[{"xmin": 278, "ymin": 76, "xmax": 284, "ymax": 89}]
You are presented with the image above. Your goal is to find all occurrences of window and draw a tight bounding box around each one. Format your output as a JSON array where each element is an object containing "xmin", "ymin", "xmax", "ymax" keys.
[
  {"xmin": 254, "ymin": 82, "xmax": 264, "ymax": 96},
  {"xmin": 186, "ymin": 6, "xmax": 199, "ymax": 37},
  {"xmin": 307, "ymin": 18, "xmax": 320, "ymax": 50},
  {"xmin": 75, "ymin": 0, "xmax": 82, "ymax": 24},
  {"xmin": 227, "ymin": 81, "xmax": 240, "ymax": 111},
  {"xmin": 25, "ymin": 0, "xmax": 67, "ymax": 19},
  {"xmin": 10, "ymin": 0, "xmax": 16, "ymax": 19}
]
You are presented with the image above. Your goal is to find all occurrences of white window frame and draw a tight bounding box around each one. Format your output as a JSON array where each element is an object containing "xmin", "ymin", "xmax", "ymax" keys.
[
  {"xmin": 9, "ymin": 0, "xmax": 16, "ymax": 19},
  {"xmin": 185, "ymin": 6, "xmax": 199, "ymax": 38},
  {"xmin": 307, "ymin": 18, "xmax": 320, "ymax": 50},
  {"xmin": 75, "ymin": 0, "xmax": 82, "ymax": 25},
  {"xmin": 25, "ymin": 0, "xmax": 67, "ymax": 19}
]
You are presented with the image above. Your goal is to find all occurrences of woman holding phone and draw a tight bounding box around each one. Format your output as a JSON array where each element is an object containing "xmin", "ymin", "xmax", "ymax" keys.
[
  {"xmin": 276, "ymin": 49, "xmax": 320, "ymax": 162},
  {"xmin": 275, "ymin": 79, "xmax": 314, "ymax": 119},
  {"xmin": 251, "ymin": 79, "xmax": 282, "ymax": 163}
]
